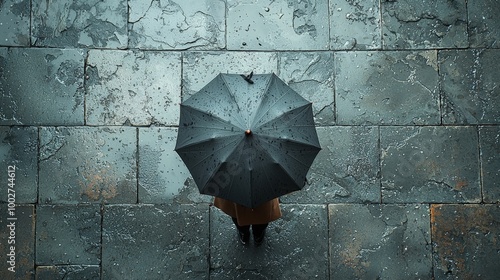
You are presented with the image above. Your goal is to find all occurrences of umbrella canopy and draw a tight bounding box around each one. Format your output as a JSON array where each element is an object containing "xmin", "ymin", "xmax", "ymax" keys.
[{"xmin": 175, "ymin": 73, "xmax": 321, "ymax": 208}]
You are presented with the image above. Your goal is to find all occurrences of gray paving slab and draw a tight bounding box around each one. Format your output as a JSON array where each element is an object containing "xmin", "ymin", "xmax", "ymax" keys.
[
  {"xmin": 35, "ymin": 265, "xmax": 100, "ymax": 280},
  {"xmin": 39, "ymin": 127, "xmax": 136, "ymax": 204},
  {"xmin": 0, "ymin": 127, "xmax": 37, "ymax": 203},
  {"xmin": 210, "ymin": 204, "xmax": 329, "ymax": 279},
  {"xmin": 278, "ymin": 52, "xmax": 335, "ymax": 125},
  {"xmin": 36, "ymin": 205, "xmax": 101, "ymax": 265},
  {"xmin": 480, "ymin": 126, "xmax": 500, "ymax": 203},
  {"xmin": 0, "ymin": 205, "xmax": 35, "ymax": 280},
  {"xmin": 440, "ymin": 49, "xmax": 500, "ymax": 124},
  {"xmin": 329, "ymin": 204, "xmax": 432, "ymax": 279},
  {"xmin": 468, "ymin": 0, "xmax": 500, "ymax": 48},
  {"xmin": 335, "ymin": 50, "xmax": 440, "ymax": 125},
  {"xmin": 282, "ymin": 126, "xmax": 380, "ymax": 204},
  {"xmin": 0, "ymin": 47, "xmax": 84, "ymax": 125},
  {"xmin": 330, "ymin": 0, "xmax": 381, "ymax": 50},
  {"xmin": 138, "ymin": 127, "xmax": 210, "ymax": 204},
  {"xmin": 182, "ymin": 51, "xmax": 278, "ymax": 99},
  {"xmin": 102, "ymin": 204, "xmax": 209, "ymax": 280},
  {"xmin": 128, "ymin": 0, "xmax": 225, "ymax": 50},
  {"xmin": 31, "ymin": 0, "xmax": 127, "ymax": 48},
  {"xmin": 381, "ymin": 0, "xmax": 468, "ymax": 49},
  {"xmin": 431, "ymin": 204, "xmax": 500, "ymax": 279},
  {"xmin": 381, "ymin": 126, "xmax": 481, "ymax": 203},
  {"xmin": 226, "ymin": 0, "xmax": 329, "ymax": 50},
  {"xmin": 0, "ymin": 0, "xmax": 30, "ymax": 46},
  {"xmin": 85, "ymin": 50, "xmax": 181, "ymax": 126}
]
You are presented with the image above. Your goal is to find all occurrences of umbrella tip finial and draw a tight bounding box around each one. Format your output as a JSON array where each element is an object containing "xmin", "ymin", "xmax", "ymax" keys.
[{"xmin": 245, "ymin": 129, "xmax": 252, "ymax": 136}]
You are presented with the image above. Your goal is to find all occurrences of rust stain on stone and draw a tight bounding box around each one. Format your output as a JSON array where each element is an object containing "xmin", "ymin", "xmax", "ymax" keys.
[
  {"xmin": 431, "ymin": 204, "xmax": 498, "ymax": 279},
  {"xmin": 338, "ymin": 229, "xmax": 366, "ymax": 278},
  {"xmin": 79, "ymin": 165, "xmax": 118, "ymax": 201},
  {"xmin": 454, "ymin": 179, "xmax": 468, "ymax": 191}
]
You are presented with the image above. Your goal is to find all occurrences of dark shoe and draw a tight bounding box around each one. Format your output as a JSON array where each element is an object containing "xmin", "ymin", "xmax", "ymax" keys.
[
  {"xmin": 238, "ymin": 230, "xmax": 250, "ymax": 245},
  {"xmin": 253, "ymin": 230, "xmax": 265, "ymax": 246}
]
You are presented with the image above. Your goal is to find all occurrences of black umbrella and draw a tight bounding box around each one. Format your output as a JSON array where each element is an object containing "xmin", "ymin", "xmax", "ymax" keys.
[{"xmin": 175, "ymin": 73, "xmax": 321, "ymax": 208}]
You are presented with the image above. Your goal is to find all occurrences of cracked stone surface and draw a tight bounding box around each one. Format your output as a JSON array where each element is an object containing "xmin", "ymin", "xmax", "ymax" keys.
[
  {"xmin": 211, "ymin": 204, "xmax": 328, "ymax": 279},
  {"xmin": 226, "ymin": 0, "xmax": 329, "ymax": 50},
  {"xmin": 0, "ymin": 127, "xmax": 37, "ymax": 203},
  {"xmin": 0, "ymin": 205, "xmax": 35, "ymax": 280},
  {"xmin": 0, "ymin": 47, "xmax": 84, "ymax": 125},
  {"xmin": 330, "ymin": 0, "xmax": 381, "ymax": 50},
  {"xmin": 182, "ymin": 51, "xmax": 278, "ymax": 99},
  {"xmin": 381, "ymin": 126, "xmax": 481, "ymax": 203},
  {"xmin": 330, "ymin": 204, "xmax": 432, "ymax": 279},
  {"xmin": 282, "ymin": 126, "xmax": 380, "ymax": 204},
  {"xmin": 0, "ymin": 0, "xmax": 30, "ymax": 46},
  {"xmin": 102, "ymin": 204, "xmax": 209, "ymax": 279},
  {"xmin": 138, "ymin": 127, "xmax": 210, "ymax": 204},
  {"xmin": 480, "ymin": 126, "xmax": 500, "ymax": 203},
  {"xmin": 35, "ymin": 265, "xmax": 100, "ymax": 280},
  {"xmin": 335, "ymin": 51, "xmax": 440, "ymax": 125},
  {"xmin": 31, "ymin": 0, "xmax": 128, "ymax": 48},
  {"xmin": 36, "ymin": 205, "xmax": 101, "ymax": 265},
  {"xmin": 128, "ymin": 0, "xmax": 225, "ymax": 50},
  {"xmin": 431, "ymin": 204, "xmax": 500, "ymax": 279},
  {"xmin": 278, "ymin": 52, "xmax": 335, "ymax": 125},
  {"xmin": 468, "ymin": 0, "xmax": 500, "ymax": 48},
  {"xmin": 381, "ymin": 0, "xmax": 468, "ymax": 49},
  {"xmin": 39, "ymin": 127, "xmax": 137, "ymax": 204},
  {"xmin": 440, "ymin": 49, "xmax": 500, "ymax": 124},
  {"xmin": 86, "ymin": 50, "xmax": 181, "ymax": 126}
]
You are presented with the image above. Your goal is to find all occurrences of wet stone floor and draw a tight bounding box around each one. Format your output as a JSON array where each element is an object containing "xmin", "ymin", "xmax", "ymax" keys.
[{"xmin": 1, "ymin": 0, "xmax": 500, "ymax": 279}]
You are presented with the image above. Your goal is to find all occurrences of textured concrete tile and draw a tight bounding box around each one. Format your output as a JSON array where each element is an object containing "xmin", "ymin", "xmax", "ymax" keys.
[
  {"xmin": 138, "ymin": 127, "xmax": 210, "ymax": 204},
  {"xmin": 431, "ymin": 204, "xmax": 500, "ymax": 279},
  {"xmin": 128, "ymin": 0, "xmax": 225, "ymax": 50},
  {"xmin": 381, "ymin": 126, "xmax": 481, "ymax": 203},
  {"xmin": 335, "ymin": 51, "xmax": 440, "ymax": 125},
  {"xmin": 39, "ymin": 127, "xmax": 137, "ymax": 204},
  {"xmin": 102, "ymin": 204, "xmax": 209, "ymax": 279},
  {"xmin": 182, "ymin": 51, "xmax": 278, "ymax": 98},
  {"xmin": 0, "ymin": 127, "xmax": 37, "ymax": 203},
  {"xmin": 36, "ymin": 265, "xmax": 100, "ymax": 280},
  {"xmin": 0, "ymin": 0, "xmax": 30, "ymax": 46},
  {"xmin": 86, "ymin": 50, "xmax": 181, "ymax": 126},
  {"xmin": 480, "ymin": 126, "xmax": 500, "ymax": 203},
  {"xmin": 278, "ymin": 52, "xmax": 335, "ymax": 125},
  {"xmin": 0, "ymin": 48, "xmax": 84, "ymax": 125},
  {"xmin": 330, "ymin": 204, "xmax": 432, "ymax": 279},
  {"xmin": 210, "ymin": 204, "xmax": 328, "ymax": 279},
  {"xmin": 381, "ymin": 0, "xmax": 468, "ymax": 49},
  {"xmin": 36, "ymin": 205, "xmax": 101, "ymax": 265},
  {"xmin": 468, "ymin": 0, "xmax": 500, "ymax": 48},
  {"xmin": 31, "ymin": 0, "xmax": 127, "ymax": 48},
  {"xmin": 226, "ymin": 0, "xmax": 329, "ymax": 50},
  {"xmin": 330, "ymin": 0, "xmax": 381, "ymax": 50},
  {"xmin": 0, "ymin": 205, "xmax": 35, "ymax": 280},
  {"xmin": 281, "ymin": 126, "xmax": 380, "ymax": 204},
  {"xmin": 440, "ymin": 49, "xmax": 500, "ymax": 124}
]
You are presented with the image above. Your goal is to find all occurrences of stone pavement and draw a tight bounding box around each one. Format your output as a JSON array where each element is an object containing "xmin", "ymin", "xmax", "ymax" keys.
[{"xmin": 0, "ymin": 0, "xmax": 499, "ymax": 279}]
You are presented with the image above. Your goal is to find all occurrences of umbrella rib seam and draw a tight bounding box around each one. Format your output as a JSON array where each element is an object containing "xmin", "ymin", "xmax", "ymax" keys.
[
  {"xmin": 184, "ymin": 137, "xmax": 243, "ymax": 170},
  {"xmin": 256, "ymin": 103, "xmax": 311, "ymax": 130},
  {"xmin": 250, "ymin": 74, "xmax": 279, "ymax": 128},
  {"xmin": 219, "ymin": 74, "xmax": 248, "ymax": 129}
]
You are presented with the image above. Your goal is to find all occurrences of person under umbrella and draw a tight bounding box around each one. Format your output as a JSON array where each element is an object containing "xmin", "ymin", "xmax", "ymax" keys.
[{"xmin": 175, "ymin": 73, "xmax": 320, "ymax": 246}]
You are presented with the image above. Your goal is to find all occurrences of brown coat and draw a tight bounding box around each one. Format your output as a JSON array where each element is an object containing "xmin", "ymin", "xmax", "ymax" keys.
[{"xmin": 213, "ymin": 197, "xmax": 282, "ymax": 226}]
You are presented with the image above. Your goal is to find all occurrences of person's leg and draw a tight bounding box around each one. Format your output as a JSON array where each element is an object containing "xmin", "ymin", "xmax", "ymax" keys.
[
  {"xmin": 252, "ymin": 223, "xmax": 268, "ymax": 245},
  {"xmin": 232, "ymin": 218, "xmax": 250, "ymax": 245}
]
